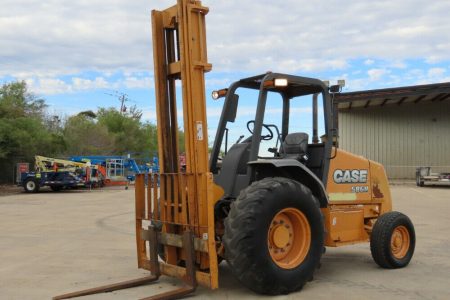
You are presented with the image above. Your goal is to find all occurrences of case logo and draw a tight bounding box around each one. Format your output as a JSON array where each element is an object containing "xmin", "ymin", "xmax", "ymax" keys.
[{"xmin": 333, "ymin": 169, "xmax": 368, "ymax": 184}]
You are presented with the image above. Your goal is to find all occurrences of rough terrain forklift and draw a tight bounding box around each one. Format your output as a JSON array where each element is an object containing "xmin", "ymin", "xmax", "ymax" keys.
[
  {"xmin": 54, "ymin": 0, "xmax": 415, "ymax": 299},
  {"xmin": 208, "ymin": 72, "xmax": 415, "ymax": 294}
]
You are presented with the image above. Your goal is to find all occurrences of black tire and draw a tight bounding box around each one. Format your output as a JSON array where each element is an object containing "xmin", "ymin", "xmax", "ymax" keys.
[
  {"xmin": 50, "ymin": 186, "xmax": 62, "ymax": 192},
  {"xmin": 223, "ymin": 177, "xmax": 324, "ymax": 295},
  {"xmin": 370, "ymin": 211, "xmax": 415, "ymax": 269},
  {"xmin": 24, "ymin": 178, "xmax": 40, "ymax": 193}
]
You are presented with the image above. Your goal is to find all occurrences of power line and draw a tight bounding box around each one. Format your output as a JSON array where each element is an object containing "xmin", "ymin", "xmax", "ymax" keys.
[{"xmin": 104, "ymin": 91, "xmax": 130, "ymax": 114}]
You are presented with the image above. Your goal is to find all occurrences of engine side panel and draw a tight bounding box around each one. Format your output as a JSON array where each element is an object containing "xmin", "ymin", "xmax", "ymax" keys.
[
  {"xmin": 326, "ymin": 148, "xmax": 372, "ymax": 202},
  {"xmin": 323, "ymin": 148, "xmax": 393, "ymax": 246}
]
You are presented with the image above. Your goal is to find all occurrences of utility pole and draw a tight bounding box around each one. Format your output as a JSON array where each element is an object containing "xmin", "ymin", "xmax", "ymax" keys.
[{"xmin": 105, "ymin": 91, "xmax": 129, "ymax": 114}]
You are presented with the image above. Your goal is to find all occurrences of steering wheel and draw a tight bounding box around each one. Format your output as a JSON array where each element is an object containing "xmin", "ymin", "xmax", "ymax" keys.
[{"xmin": 246, "ymin": 120, "xmax": 274, "ymax": 141}]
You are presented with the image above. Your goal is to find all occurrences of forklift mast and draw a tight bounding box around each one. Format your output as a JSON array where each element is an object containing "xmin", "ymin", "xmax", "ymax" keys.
[
  {"xmin": 136, "ymin": 0, "xmax": 222, "ymax": 291},
  {"xmin": 53, "ymin": 2, "xmax": 223, "ymax": 299}
]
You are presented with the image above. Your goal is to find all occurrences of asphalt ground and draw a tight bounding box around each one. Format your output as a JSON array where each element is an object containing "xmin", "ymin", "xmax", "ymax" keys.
[{"xmin": 0, "ymin": 184, "xmax": 449, "ymax": 300}]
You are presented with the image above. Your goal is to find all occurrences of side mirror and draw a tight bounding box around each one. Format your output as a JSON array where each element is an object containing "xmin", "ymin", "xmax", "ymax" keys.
[{"xmin": 224, "ymin": 94, "xmax": 239, "ymax": 122}]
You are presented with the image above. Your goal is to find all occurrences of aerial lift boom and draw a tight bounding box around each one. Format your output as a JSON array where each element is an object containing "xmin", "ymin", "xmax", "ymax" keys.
[{"xmin": 35, "ymin": 155, "xmax": 93, "ymax": 173}]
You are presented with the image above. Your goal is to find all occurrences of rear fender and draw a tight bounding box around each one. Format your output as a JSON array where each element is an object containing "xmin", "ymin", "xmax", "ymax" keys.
[{"xmin": 248, "ymin": 159, "xmax": 329, "ymax": 207}]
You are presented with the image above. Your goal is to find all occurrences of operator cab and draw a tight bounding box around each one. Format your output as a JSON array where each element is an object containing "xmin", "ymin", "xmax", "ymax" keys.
[{"xmin": 210, "ymin": 73, "xmax": 336, "ymax": 200}]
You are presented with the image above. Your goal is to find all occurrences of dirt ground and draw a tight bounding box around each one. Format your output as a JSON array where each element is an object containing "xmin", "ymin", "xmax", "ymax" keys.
[
  {"xmin": 0, "ymin": 184, "xmax": 22, "ymax": 196},
  {"xmin": 0, "ymin": 184, "xmax": 449, "ymax": 300}
]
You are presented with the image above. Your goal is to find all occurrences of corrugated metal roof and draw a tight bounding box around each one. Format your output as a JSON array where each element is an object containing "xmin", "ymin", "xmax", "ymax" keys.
[{"xmin": 334, "ymin": 82, "xmax": 450, "ymax": 110}]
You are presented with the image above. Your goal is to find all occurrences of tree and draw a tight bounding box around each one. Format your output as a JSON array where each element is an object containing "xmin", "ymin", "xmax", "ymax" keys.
[
  {"xmin": 63, "ymin": 114, "xmax": 114, "ymax": 155},
  {"xmin": 0, "ymin": 81, "xmax": 64, "ymax": 160},
  {"xmin": 0, "ymin": 81, "xmax": 46, "ymax": 119},
  {"xmin": 0, "ymin": 81, "xmax": 65, "ymax": 183},
  {"xmin": 0, "ymin": 81, "xmax": 186, "ymax": 183},
  {"xmin": 96, "ymin": 108, "xmax": 142, "ymax": 153},
  {"xmin": 140, "ymin": 122, "xmax": 159, "ymax": 158},
  {"xmin": 78, "ymin": 110, "xmax": 97, "ymax": 118}
]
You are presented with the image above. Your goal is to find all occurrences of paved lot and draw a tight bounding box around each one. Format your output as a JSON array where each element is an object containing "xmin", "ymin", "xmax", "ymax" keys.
[{"xmin": 1, "ymin": 184, "xmax": 449, "ymax": 300}]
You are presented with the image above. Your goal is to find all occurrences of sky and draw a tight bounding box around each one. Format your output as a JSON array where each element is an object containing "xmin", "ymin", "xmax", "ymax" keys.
[{"xmin": 1, "ymin": 0, "xmax": 450, "ymax": 147}]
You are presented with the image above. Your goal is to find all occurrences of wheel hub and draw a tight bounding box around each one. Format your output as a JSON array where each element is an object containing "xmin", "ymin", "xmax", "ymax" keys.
[
  {"xmin": 272, "ymin": 225, "xmax": 290, "ymax": 248},
  {"xmin": 390, "ymin": 225, "xmax": 410, "ymax": 259},
  {"xmin": 26, "ymin": 181, "xmax": 35, "ymax": 190},
  {"xmin": 268, "ymin": 208, "xmax": 311, "ymax": 269}
]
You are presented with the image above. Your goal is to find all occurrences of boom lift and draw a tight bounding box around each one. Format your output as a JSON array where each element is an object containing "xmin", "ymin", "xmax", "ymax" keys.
[
  {"xmin": 54, "ymin": 0, "xmax": 415, "ymax": 299},
  {"xmin": 35, "ymin": 155, "xmax": 90, "ymax": 172},
  {"xmin": 20, "ymin": 155, "xmax": 99, "ymax": 192}
]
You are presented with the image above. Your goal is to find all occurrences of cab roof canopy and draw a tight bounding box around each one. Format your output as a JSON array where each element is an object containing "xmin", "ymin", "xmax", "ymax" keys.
[{"xmin": 236, "ymin": 73, "xmax": 326, "ymax": 98}]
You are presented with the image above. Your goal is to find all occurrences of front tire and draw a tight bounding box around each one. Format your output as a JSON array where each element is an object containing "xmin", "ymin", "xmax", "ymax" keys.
[
  {"xmin": 223, "ymin": 177, "xmax": 324, "ymax": 295},
  {"xmin": 24, "ymin": 178, "xmax": 39, "ymax": 193},
  {"xmin": 370, "ymin": 211, "xmax": 415, "ymax": 268}
]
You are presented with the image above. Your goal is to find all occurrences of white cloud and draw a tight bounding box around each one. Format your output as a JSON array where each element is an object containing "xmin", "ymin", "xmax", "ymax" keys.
[
  {"xmin": 364, "ymin": 59, "xmax": 374, "ymax": 66},
  {"xmin": 427, "ymin": 67, "xmax": 446, "ymax": 78},
  {"xmin": 205, "ymin": 77, "xmax": 233, "ymax": 88},
  {"xmin": 367, "ymin": 68, "xmax": 390, "ymax": 81},
  {"xmin": 72, "ymin": 77, "xmax": 110, "ymax": 90},
  {"xmin": 124, "ymin": 76, "xmax": 153, "ymax": 89},
  {"xmin": 0, "ymin": 0, "xmax": 155, "ymax": 77},
  {"xmin": 388, "ymin": 60, "xmax": 407, "ymax": 69},
  {"xmin": 141, "ymin": 109, "xmax": 157, "ymax": 122},
  {"xmin": 1, "ymin": 0, "xmax": 450, "ymax": 80},
  {"xmin": 207, "ymin": 1, "xmax": 450, "ymax": 72},
  {"xmin": 22, "ymin": 74, "xmax": 153, "ymax": 95},
  {"xmin": 28, "ymin": 78, "xmax": 72, "ymax": 95},
  {"xmin": 412, "ymin": 67, "xmax": 450, "ymax": 84},
  {"xmin": 207, "ymin": 107, "xmax": 225, "ymax": 118}
]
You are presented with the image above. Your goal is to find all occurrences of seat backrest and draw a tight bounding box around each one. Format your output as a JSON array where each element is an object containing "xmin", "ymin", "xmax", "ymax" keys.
[
  {"xmin": 214, "ymin": 142, "xmax": 251, "ymax": 198},
  {"xmin": 305, "ymin": 143, "xmax": 324, "ymax": 177},
  {"xmin": 283, "ymin": 132, "xmax": 309, "ymax": 159}
]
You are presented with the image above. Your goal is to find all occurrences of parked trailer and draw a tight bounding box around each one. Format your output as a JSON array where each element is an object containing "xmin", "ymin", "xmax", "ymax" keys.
[
  {"xmin": 20, "ymin": 171, "xmax": 86, "ymax": 193},
  {"xmin": 19, "ymin": 155, "xmax": 100, "ymax": 193},
  {"xmin": 416, "ymin": 167, "xmax": 450, "ymax": 186}
]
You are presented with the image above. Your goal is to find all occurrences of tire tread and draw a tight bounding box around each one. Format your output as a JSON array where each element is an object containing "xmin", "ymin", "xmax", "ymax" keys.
[
  {"xmin": 224, "ymin": 177, "xmax": 323, "ymax": 295},
  {"xmin": 370, "ymin": 211, "xmax": 415, "ymax": 269}
]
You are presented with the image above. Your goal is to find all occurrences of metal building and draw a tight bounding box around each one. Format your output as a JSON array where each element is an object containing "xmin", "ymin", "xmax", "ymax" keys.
[{"xmin": 334, "ymin": 82, "xmax": 450, "ymax": 179}]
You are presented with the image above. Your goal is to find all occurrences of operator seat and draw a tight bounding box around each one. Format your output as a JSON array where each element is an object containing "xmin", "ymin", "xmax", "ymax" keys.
[{"xmin": 282, "ymin": 132, "xmax": 309, "ymax": 161}]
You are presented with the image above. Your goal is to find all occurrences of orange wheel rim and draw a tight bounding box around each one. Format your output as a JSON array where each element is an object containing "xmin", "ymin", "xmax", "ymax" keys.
[
  {"xmin": 268, "ymin": 208, "xmax": 311, "ymax": 269},
  {"xmin": 390, "ymin": 225, "xmax": 410, "ymax": 259}
]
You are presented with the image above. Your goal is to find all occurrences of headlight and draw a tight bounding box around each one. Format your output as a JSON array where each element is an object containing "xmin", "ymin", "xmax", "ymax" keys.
[{"xmin": 212, "ymin": 88, "xmax": 228, "ymax": 100}]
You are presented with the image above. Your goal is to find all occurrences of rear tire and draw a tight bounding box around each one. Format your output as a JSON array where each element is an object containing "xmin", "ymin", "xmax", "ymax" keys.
[
  {"xmin": 223, "ymin": 177, "xmax": 324, "ymax": 295},
  {"xmin": 370, "ymin": 211, "xmax": 415, "ymax": 268},
  {"xmin": 50, "ymin": 186, "xmax": 62, "ymax": 192},
  {"xmin": 24, "ymin": 178, "xmax": 39, "ymax": 193}
]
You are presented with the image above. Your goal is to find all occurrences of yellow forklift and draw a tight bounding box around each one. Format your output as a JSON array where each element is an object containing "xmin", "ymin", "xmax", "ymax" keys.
[{"xmin": 54, "ymin": 0, "xmax": 415, "ymax": 299}]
